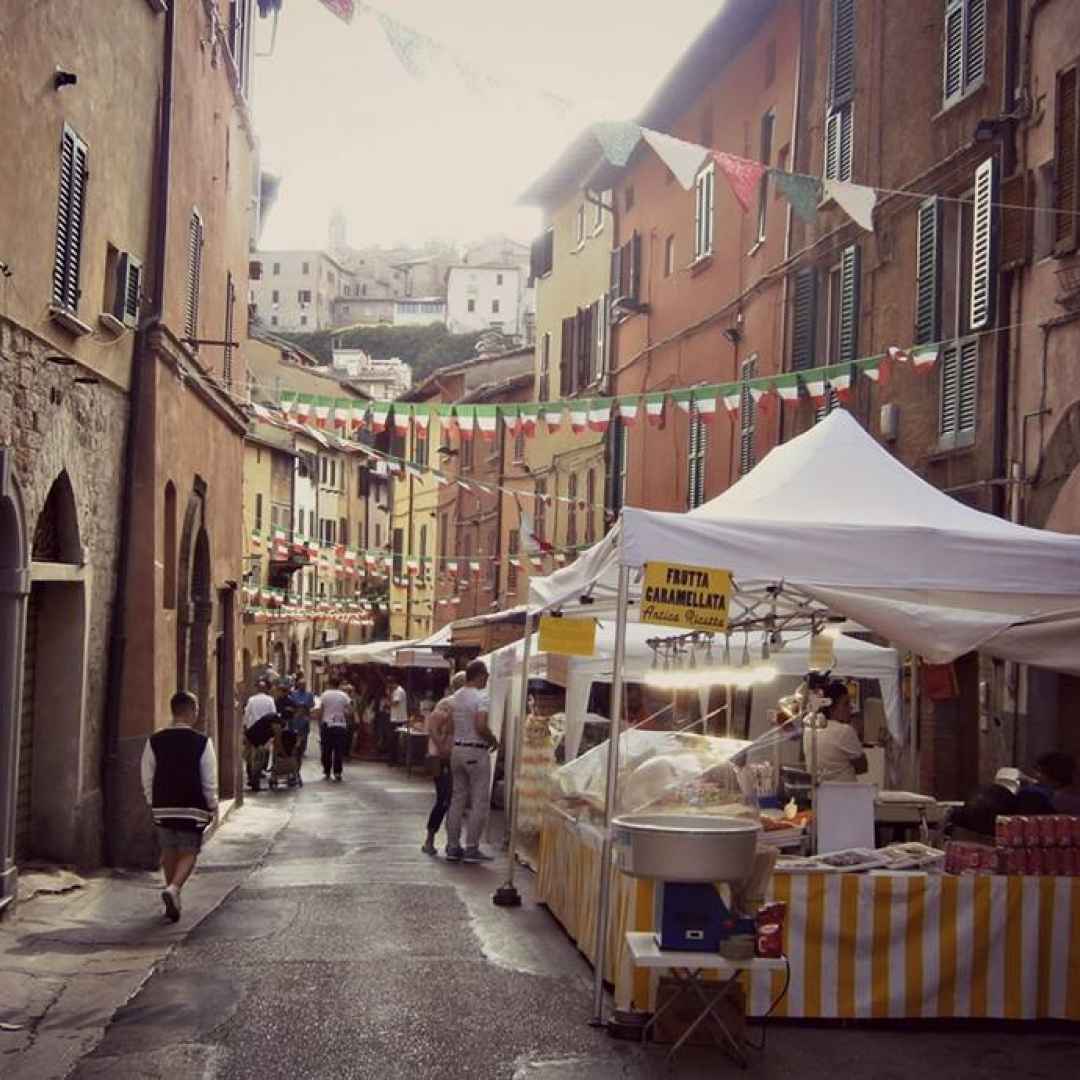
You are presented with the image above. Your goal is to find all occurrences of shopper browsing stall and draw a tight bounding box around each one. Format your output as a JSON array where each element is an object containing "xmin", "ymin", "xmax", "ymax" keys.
[
  {"xmin": 801, "ymin": 679, "xmax": 867, "ymax": 782},
  {"xmin": 316, "ymin": 675, "xmax": 353, "ymax": 782},
  {"xmin": 422, "ymin": 671, "xmax": 466, "ymax": 856}
]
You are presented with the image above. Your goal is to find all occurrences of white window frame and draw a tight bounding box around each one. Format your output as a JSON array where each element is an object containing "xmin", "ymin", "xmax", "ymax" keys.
[
  {"xmin": 694, "ymin": 163, "xmax": 715, "ymax": 260},
  {"xmin": 575, "ymin": 203, "xmax": 586, "ymax": 248}
]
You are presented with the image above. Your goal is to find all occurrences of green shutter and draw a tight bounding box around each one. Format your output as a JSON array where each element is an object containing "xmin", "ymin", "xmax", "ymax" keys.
[
  {"xmin": 964, "ymin": 0, "xmax": 986, "ymax": 90},
  {"xmin": 943, "ymin": 0, "xmax": 964, "ymax": 102},
  {"xmin": 829, "ymin": 0, "xmax": 856, "ymax": 107},
  {"xmin": 791, "ymin": 269, "xmax": 817, "ymax": 371},
  {"xmin": 914, "ymin": 198, "xmax": 942, "ymax": 344},
  {"xmin": 970, "ymin": 157, "xmax": 996, "ymax": 331}
]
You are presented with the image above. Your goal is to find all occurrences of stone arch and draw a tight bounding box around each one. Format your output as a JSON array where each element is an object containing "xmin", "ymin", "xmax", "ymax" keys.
[
  {"xmin": 176, "ymin": 479, "xmax": 213, "ymax": 701},
  {"xmin": 0, "ymin": 451, "xmax": 29, "ymax": 911},
  {"xmin": 188, "ymin": 528, "xmax": 212, "ymax": 711},
  {"xmin": 32, "ymin": 470, "xmax": 81, "ymax": 563}
]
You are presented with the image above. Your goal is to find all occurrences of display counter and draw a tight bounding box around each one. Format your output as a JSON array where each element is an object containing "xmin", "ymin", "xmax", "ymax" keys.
[{"xmin": 537, "ymin": 807, "xmax": 1080, "ymax": 1021}]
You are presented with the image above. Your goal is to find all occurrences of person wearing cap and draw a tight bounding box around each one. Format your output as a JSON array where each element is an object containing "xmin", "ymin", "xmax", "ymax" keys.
[
  {"xmin": 801, "ymin": 678, "xmax": 867, "ymax": 783},
  {"xmin": 440, "ymin": 659, "xmax": 498, "ymax": 863},
  {"xmin": 243, "ymin": 676, "xmax": 278, "ymax": 792}
]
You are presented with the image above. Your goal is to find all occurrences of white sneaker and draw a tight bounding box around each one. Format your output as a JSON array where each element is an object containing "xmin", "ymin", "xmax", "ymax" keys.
[{"xmin": 161, "ymin": 885, "xmax": 181, "ymax": 922}]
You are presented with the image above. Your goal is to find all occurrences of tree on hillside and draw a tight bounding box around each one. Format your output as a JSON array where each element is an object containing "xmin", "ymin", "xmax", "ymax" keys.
[{"xmin": 274, "ymin": 324, "xmax": 486, "ymax": 382}]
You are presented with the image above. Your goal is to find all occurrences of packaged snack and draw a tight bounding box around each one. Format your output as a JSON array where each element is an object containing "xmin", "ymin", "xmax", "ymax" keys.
[
  {"xmin": 1022, "ymin": 816, "xmax": 1041, "ymax": 847},
  {"xmin": 1054, "ymin": 815, "xmax": 1073, "ymax": 847},
  {"xmin": 1072, "ymin": 817, "xmax": 1080, "ymax": 846},
  {"xmin": 1039, "ymin": 815, "xmax": 1058, "ymax": 848},
  {"xmin": 996, "ymin": 816, "xmax": 1023, "ymax": 848},
  {"xmin": 1043, "ymin": 848, "xmax": 1060, "ymax": 876},
  {"xmin": 1026, "ymin": 848, "xmax": 1044, "ymax": 876},
  {"xmin": 1004, "ymin": 848, "xmax": 1026, "ymax": 875},
  {"xmin": 1063, "ymin": 848, "xmax": 1078, "ymax": 877}
]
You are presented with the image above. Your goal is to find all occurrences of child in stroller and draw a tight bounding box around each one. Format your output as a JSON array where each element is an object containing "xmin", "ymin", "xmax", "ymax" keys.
[{"xmin": 269, "ymin": 719, "xmax": 303, "ymax": 789}]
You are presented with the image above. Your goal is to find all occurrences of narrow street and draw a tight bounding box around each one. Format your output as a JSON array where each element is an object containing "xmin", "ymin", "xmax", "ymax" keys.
[{"xmin": 3, "ymin": 746, "xmax": 1066, "ymax": 1080}]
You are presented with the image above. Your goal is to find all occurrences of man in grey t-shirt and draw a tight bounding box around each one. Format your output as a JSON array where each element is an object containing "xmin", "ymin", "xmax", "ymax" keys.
[{"xmin": 316, "ymin": 674, "xmax": 353, "ymax": 781}]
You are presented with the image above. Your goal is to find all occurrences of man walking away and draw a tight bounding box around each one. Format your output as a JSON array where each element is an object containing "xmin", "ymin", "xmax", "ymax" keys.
[
  {"xmin": 316, "ymin": 674, "xmax": 353, "ymax": 781},
  {"xmin": 141, "ymin": 691, "xmax": 218, "ymax": 922},
  {"xmin": 287, "ymin": 673, "xmax": 315, "ymax": 758},
  {"xmin": 243, "ymin": 677, "xmax": 277, "ymax": 792},
  {"xmin": 444, "ymin": 660, "xmax": 498, "ymax": 863},
  {"xmin": 423, "ymin": 671, "xmax": 466, "ymax": 856}
]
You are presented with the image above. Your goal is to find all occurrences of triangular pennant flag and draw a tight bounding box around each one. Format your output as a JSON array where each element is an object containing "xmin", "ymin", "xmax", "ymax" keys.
[
  {"xmin": 475, "ymin": 404, "xmax": 498, "ymax": 441},
  {"xmin": 392, "ymin": 405, "xmax": 411, "ymax": 436},
  {"xmin": 519, "ymin": 403, "xmax": 540, "ymax": 437},
  {"xmin": 350, "ymin": 403, "xmax": 367, "ymax": 431},
  {"xmin": 313, "ymin": 398, "xmax": 331, "ymax": 429},
  {"xmin": 569, "ymin": 405, "xmax": 588, "ymax": 434},
  {"xmin": 617, "ymin": 397, "xmax": 640, "ymax": 427},
  {"xmin": 712, "ymin": 151, "xmax": 767, "ymax": 213},
  {"xmin": 690, "ymin": 387, "xmax": 719, "ymax": 422},
  {"xmin": 911, "ymin": 345, "xmax": 939, "ymax": 372},
  {"xmin": 456, "ymin": 404, "xmax": 477, "ymax": 439},
  {"xmin": 369, "ymin": 402, "xmax": 391, "ymax": 432},
  {"xmin": 671, "ymin": 388, "xmax": 693, "ymax": 414},
  {"xmin": 823, "ymin": 179, "xmax": 877, "ymax": 232},
  {"xmin": 294, "ymin": 394, "xmax": 313, "ymax": 423},
  {"xmin": 644, "ymin": 392, "xmax": 666, "ymax": 427},
  {"xmin": 722, "ymin": 385, "xmax": 742, "ymax": 414},
  {"xmin": 542, "ymin": 405, "xmax": 563, "ymax": 434},
  {"xmin": 824, "ymin": 363, "xmax": 854, "ymax": 403},
  {"xmin": 587, "ymin": 399, "xmax": 613, "ymax": 433},
  {"xmin": 772, "ymin": 169, "xmax": 822, "ymax": 223},
  {"xmin": 641, "ymin": 127, "xmax": 712, "ymax": 190}
]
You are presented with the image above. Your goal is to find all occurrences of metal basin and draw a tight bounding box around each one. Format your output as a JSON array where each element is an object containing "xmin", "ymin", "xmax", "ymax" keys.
[{"xmin": 611, "ymin": 813, "xmax": 760, "ymax": 883}]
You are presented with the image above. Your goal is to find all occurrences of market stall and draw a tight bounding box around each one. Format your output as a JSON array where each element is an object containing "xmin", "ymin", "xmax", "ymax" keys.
[{"xmin": 519, "ymin": 410, "xmax": 1080, "ymax": 1026}]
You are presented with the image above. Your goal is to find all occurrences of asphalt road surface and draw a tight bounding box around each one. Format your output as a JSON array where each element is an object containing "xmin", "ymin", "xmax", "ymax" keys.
[{"xmin": 69, "ymin": 746, "xmax": 1080, "ymax": 1079}]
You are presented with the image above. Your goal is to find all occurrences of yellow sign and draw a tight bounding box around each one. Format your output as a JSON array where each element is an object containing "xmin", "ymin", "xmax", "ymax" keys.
[
  {"xmin": 538, "ymin": 615, "xmax": 597, "ymax": 657},
  {"xmin": 640, "ymin": 562, "xmax": 732, "ymax": 632}
]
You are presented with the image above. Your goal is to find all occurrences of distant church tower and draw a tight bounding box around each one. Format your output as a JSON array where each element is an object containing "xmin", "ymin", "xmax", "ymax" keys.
[{"xmin": 328, "ymin": 206, "xmax": 348, "ymax": 252}]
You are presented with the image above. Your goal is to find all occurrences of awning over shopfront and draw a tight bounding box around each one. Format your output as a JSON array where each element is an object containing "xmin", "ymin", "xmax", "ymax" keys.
[{"xmin": 529, "ymin": 410, "xmax": 1080, "ymax": 671}]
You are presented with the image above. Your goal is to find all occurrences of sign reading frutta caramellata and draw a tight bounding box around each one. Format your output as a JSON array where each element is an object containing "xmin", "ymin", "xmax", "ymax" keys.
[{"xmin": 640, "ymin": 562, "xmax": 732, "ymax": 632}]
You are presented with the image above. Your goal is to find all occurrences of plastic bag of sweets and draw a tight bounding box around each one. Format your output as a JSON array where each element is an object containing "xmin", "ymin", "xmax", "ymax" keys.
[
  {"xmin": 756, "ymin": 901, "xmax": 786, "ymax": 959},
  {"xmin": 1003, "ymin": 848, "xmax": 1026, "ymax": 875},
  {"xmin": 1073, "ymin": 817, "xmax": 1080, "ymax": 846},
  {"xmin": 1039, "ymin": 815, "xmax": 1059, "ymax": 848},
  {"xmin": 1022, "ymin": 816, "xmax": 1042, "ymax": 847},
  {"xmin": 1026, "ymin": 848, "xmax": 1044, "ymax": 876},
  {"xmin": 996, "ymin": 816, "xmax": 1023, "ymax": 847},
  {"xmin": 1054, "ymin": 815, "xmax": 1073, "ymax": 847}
]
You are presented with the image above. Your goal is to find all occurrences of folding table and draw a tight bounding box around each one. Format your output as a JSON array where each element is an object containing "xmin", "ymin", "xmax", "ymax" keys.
[{"xmin": 625, "ymin": 931, "xmax": 787, "ymax": 1066}]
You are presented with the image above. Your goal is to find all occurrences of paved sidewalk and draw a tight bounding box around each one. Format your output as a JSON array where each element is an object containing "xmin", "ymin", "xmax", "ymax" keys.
[{"xmin": 0, "ymin": 800, "xmax": 291, "ymax": 1080}]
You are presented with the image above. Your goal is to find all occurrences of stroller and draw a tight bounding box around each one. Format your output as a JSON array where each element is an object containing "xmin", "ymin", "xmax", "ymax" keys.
[{"xmin": 268, "ymin": 722, "xmax": 303, "ymax": 789}]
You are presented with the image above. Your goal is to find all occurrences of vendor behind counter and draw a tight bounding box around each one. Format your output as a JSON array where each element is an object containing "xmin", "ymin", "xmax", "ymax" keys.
[{"xmin": 801, "ymin": 679, "xmax": 868, "ymax": 783}]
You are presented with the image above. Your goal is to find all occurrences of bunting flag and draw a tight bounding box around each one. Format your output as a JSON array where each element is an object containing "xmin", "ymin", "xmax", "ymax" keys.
[
  {"xmin": 691, "ymin": 387, "xmax": 719, "ymax": 422},
  {"xmin": 457, "ymin": 405, "xmax": 477, "ymax": 439},
  {"xmin": 671, "ymin": 389, "xmax": 693, "ymax": 414},
  {"xmin": 446, "ymin": 560, "xmax": 459, "ymax": 576},
  {"xmin": 250, "ymin": 530, "xmax": 262, "ymax": 549},
  {"xmin": 313, "ymin": 399, "xmax": 331, "ymax": 429},
  {"xmin": 406, "ymin": 559, "xmax": 419, "ymax": 576},
  {"xmin": 645, "ymin": 393, "xmax": 665, "ymax": 427},
  {"xmin": 860, "ymin": 354, "xmax": 889, "ymax": 383},
  {"xmin": 475, "ymin": 405, "xmax": 498, "ymax": 441},
  {"xmin": 713, "ymin": 151, "xmax": 767, "ymax": 213},
  {"xmin": 773, "ymin": 372, "xmax": 802, "ymax": 408},
  {"xmin": 824, "ymin": 179, "xmax": 877, "ymax": 232},
  {"xmin": 393, "ymin": 405, "xmax": 411, "ymax": 436},
  {"xmin": 520, "ymin": 403, "xmax": 539, "ymax": 436},
  {"xmin": 772, "ymin": 169, "xmax": 822, "ymax": 224},
  {"xmin": 332, "ymin": 402, "xmax": 349, "ymax": 429},
  {"xmin": 618, "ymin": 398, "xmax": 639, "ymax": 427},
  {"xmin": 569, "ymin": 405, "xmax": 588, "ymax": 434},
  {"xmin": 468, "ymin": 560, "xmax": 480, "ymax": 572},
  {"xmin": 530, "ymin": 556, "xmax": 544, "ymax": 570},
  {"xmin": 722, "ymin": 386, "xmax": 742, "ymax": 414},
  {"xmin": 280, "ymin": 393, "xmax": 297, "ymax": 418},
  {"xmin": 370, "ymin": 402, "xmax": 391, "ymax": 432},
  {"xmin": 911, "ymin": 345, "xmax": 939, "ymax": 372},
  {"xmin": 405, "ymin": 464, "xmax": 423, "ymax": 480},
  {"xmin": 413, "ymin": 409, "xmax": 430, "ymax": 436},
  {"xmin": 756, "ymin": 384, "xmax": 779, "ymax": 418},
  {"xmin": 445, "ymin": 407, "xmax": 461, "ymax": 437},
  {"xmin": 294, "ymin": 396, "xmax": 312, "ymax": 424},
  {"xmin": 319, "ymin": 0, "xmax": 355, "ymax": 24},
  {"xmin": 507, "ymin": 406, "xmax": 524, "ymax": 437},
  {"xmin": 825, "ymin": 364, "xmax": 854, "ymax": 402},
  {"xmin": 803, "ymin": 373, "xmax": 828, "ymax": 405},
  {"xmin": 587, "ymin": 399, "xmax": 612, "ymax": 433},
  {"xmin": 641, "ymin": 128, "xmax": 712, "ymax": 190},
  {"xmin": 351, "ymin": 404, "xmax": 367, "ymax": 431}
]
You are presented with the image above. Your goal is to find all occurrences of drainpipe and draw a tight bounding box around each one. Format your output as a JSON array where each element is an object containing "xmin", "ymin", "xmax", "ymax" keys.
[{"xmin": 102, "ymin": 0, "xmax": 176, "ymax": 866}]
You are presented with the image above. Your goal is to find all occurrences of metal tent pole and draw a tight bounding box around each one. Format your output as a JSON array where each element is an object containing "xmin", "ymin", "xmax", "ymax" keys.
[
  {"xmin": 494, "ymin": 612, "xmax": 534, "ymax": 908},
  {"xmin": 590, "ymin": 564, "xmax": 631, "ymax": 1027},
  {"xmin": 908, "ymin": 655, "xmax": 920, "ymax": 791}
]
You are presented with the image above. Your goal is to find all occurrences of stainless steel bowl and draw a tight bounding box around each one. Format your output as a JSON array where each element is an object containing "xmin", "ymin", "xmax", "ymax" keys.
[{"xmin": 611, "ymin": 813, "xmax": 761, "ymax": 882}]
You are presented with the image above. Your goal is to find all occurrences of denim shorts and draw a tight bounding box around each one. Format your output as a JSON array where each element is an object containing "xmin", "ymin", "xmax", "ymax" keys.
[{"xmin": 156, "ymin": 826, "xmax": 204, "ymax": 853}]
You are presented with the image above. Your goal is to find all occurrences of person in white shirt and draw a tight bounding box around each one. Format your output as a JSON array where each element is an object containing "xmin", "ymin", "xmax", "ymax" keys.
[
  {"xmin": 436, "ymin": 660, "xmax": 498, "ymax": 863},
  {"xmin": 802, "ymin": 679, "xmax": 868, "ymax": 783},
  {"xmin": 316, "ymin": 674, "xmax": 354, "ymax": 781},
  {"xmin": 387, "ymin": 675, "xmax": 408, "ymax": 728},
  {"xmin": 242, "ymin": 677, "xmax": 278, "ymax": 792}
]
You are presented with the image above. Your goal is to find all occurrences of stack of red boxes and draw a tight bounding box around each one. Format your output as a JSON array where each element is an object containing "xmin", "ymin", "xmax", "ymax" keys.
[{"xmin": 994, "ymin": 816, "xmax": 1080, "ymax": 876}]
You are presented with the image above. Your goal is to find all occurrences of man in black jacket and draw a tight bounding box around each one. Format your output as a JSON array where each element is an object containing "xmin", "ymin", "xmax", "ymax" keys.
[{"xmin": 141, "ymin": 691, "xmax": 219, "ymax": 922}]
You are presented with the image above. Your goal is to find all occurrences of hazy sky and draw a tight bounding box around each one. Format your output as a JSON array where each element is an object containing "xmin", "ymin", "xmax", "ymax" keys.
[{"xmin": 253, "ymin": 0, "xmax": 719, "ymax": 251}]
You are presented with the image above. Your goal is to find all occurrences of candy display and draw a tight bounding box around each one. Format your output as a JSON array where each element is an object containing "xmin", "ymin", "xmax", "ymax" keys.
[
  {"xmin": 516, "ymin": 712, "xmax": 557, "ymax": 838},
  {"xmin": 987, "ymin": 815, "xmax": 1080, "ymax": 876}
]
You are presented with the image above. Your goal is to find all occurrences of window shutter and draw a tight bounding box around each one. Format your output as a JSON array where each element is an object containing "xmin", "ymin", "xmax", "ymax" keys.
[
  {"xmin": 824, "ymin": 111, "xmax": 840, "ymax": 182},
  {"xmin": 559, "ymin": 316, "xmax": 575, "ymax": 396},
  {"xmin": 999, "ymin": 171, "xmax": 1033, "ymax": 267},
  {"xmin": 52, "ymin": 127, "xmax": 88, "ymax": 312},
  {"xmin": 577, "ymin": 306, "xmax": 592, "ymax": 388},
  {"xmin": 838, "ymin": 106, "xmax": 853, "ymax": 182},
  {"xmin": 958, "ymin": 338, "xmax": 978, "ymax": 434},
  {"xmin": 610, "ymin": 245, "xmax": 623, "ymax": 294},
  {"xmin": 529, "ymin": 235, "xmax": 541, "ymax": 284},
  {"xmin": 114, "ymin": 252, "xmax": 142, "ymax": 327},
  {"xmin": 185, "ymin": 210, "xmax": 204, "ymax": 341},
  {"xmin": 837, "ymin": 244, "xmax": 860, "ymax": 364},
  {"xmin": 939, "ymin": 341, "xmax": 960, "ymax": 436},
  {"xmin": 739, "ymin": 356, "xmax": 756, "ymax": 477},
  {"xmin": 791, "ymin": 268, "xmax": 817, "ymax": 371},
  {"xmin": 687, "ymin": 406, "xmax": 707, "ymax": 509},
  {"xmin": 943, "ymin": 0, "xmax": 964, "ymax": 103},
  {"xmin": 630, "ymin": 231, "xmax": 642, "ymax": 301},
  {"xmin": 1055, "ymin": 65, "xmax": 1079, "ymax": 253},
  {"xmin": 223, "ymin": 271, "xmax": 236, "ymax": 388},
  {"xmin": 964, "ymin": 0, "xmax": 987, "ymax": 91},
  {"xmin": 543, "ymin": 230, "xmax": 554, "ymax": 276},
  {"xmin": 914, "ymin": 198, "xmax": 942, "ymax": 344},
  {"xmin": 829, "ymin": 0, "xmax": 856, "ymax": 108},
  {"xmin": 970, "ymin": 156, "xmax": 996, "ymax": 331}
]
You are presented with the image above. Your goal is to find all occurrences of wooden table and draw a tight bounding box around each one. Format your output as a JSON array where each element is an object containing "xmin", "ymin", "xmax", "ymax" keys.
[{"xmin": 625, "ymin": 932, "xmax": 788, "ymax": 1065}]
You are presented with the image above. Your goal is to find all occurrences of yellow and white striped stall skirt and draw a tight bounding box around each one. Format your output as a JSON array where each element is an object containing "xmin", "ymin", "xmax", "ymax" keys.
[{"xmin": 537, "ymin": 808, "xmax": 1080, "ymax": 1020}]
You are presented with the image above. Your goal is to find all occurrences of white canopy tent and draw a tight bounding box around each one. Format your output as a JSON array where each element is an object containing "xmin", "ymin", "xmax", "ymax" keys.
[
  {"xmin": 485, "ymin": 621, "xmax": 901, "ymax": 763},
  {"xmin": 528, "ymin": 411, "xmax": 1080, "ymax": 671},
  {"xmin": 310, "ymin": 624, "xmax": 453, "ymax": 666}
]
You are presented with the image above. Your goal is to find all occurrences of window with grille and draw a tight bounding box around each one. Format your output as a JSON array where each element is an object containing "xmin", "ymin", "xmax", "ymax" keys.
[
  {"xmin": 939, "ymin": 338, "xmax": 978, "ymax": 444},
  {"xmin": 52, "ymin": 125, "xmax": 89, "ymax": 313},
  {"xmin": 943, "ymin": 0, "xmax": 987, "ymax": 107},
  {"xmin": 567, "ymin": 473, "xmax": 578, "ymax": 546},
  {"xmin": 687, "ymin": 406, "xmax": 707, "ymax": 508},
  {"xmin": 184, "ymin": 209, "xmax": 204, "ymax": 341},
  {"xmin": 694, "ymin": 164, "xmax": 715, "ymax": 258},
  {"xmin": 739, "ymin": 356, "xmax": 757, "ymax": 476}
]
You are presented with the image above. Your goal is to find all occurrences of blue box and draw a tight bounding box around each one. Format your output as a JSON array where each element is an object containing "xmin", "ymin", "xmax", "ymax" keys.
[{"xmin": 655, "ymin": 883, "xmax": 733, "ymax": 952}]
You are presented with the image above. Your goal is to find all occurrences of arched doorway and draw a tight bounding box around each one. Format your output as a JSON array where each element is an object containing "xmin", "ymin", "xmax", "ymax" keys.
[
  {"xmin": 272, "ymin": 639, "xmax": 286, "ymax": 676},
  {"xmin": 0, "ymin": 450, "xmax": 29, "ymax": 911},
  {"xmin": 19, "ymin": 471, "xmax": 89, "ymax": 867},
  {"xmin": 289, "ymin": 640, "xmax": 299, "ymax": 677}
]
